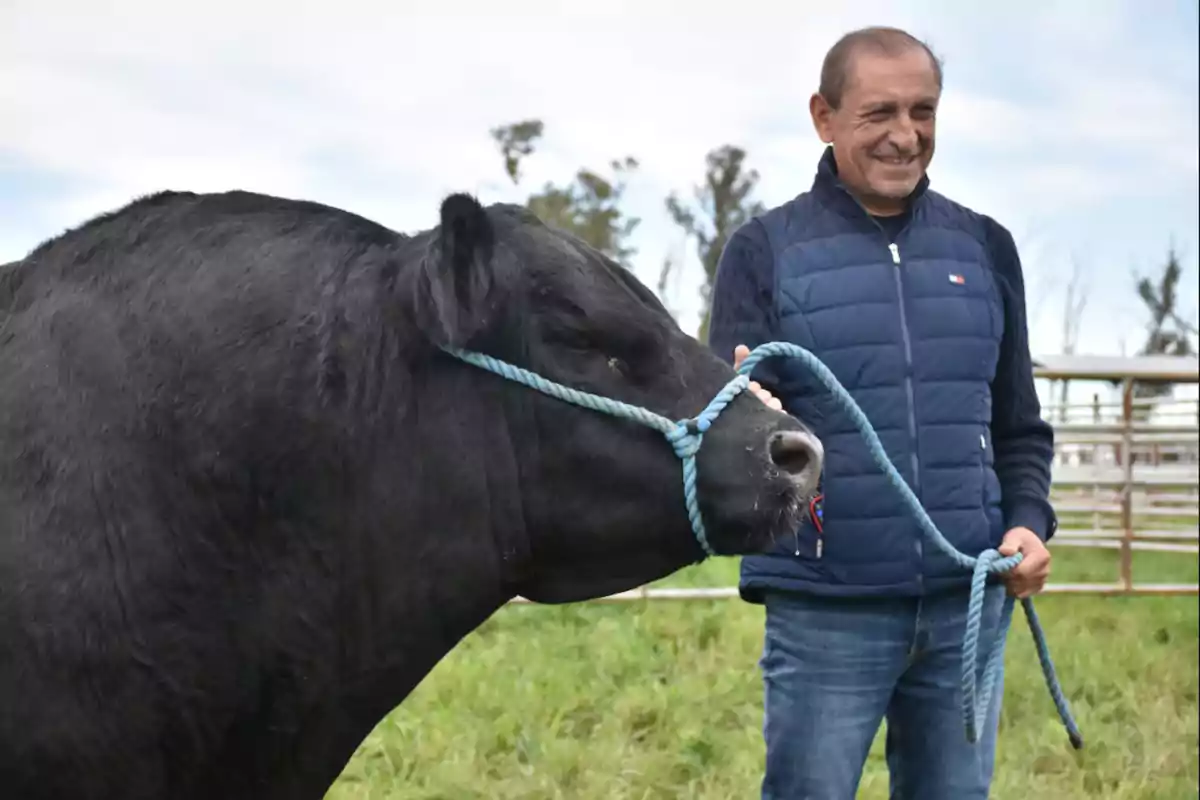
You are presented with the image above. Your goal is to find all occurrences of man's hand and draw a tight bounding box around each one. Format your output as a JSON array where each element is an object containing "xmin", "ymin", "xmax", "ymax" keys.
[
  {"xmin": 997, "ymin": 527, "xmax": 1051, "ymax": 598},
  {"xmin": 734, "ymin": 344, "xmax": 783, "ymax": 411}
]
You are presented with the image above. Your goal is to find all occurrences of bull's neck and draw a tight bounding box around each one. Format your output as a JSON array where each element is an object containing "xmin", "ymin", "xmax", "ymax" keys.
[{"xmin": 220, "ymin": 315, "xmax": 536, "ymax": 794}]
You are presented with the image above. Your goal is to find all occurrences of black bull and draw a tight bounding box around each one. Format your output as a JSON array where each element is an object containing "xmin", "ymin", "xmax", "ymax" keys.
[{"xmin": 0, "ymin": 190, "xmax": 823, "ymax": 799}]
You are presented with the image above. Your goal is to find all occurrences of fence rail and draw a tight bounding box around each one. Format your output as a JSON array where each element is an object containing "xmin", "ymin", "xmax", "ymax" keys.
[{"xmin": 508, "ymin": 582, "xmax": 1200, "ymax": 606}]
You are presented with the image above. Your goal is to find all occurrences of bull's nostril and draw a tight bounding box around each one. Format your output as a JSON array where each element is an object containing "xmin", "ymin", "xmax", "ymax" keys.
[{"xmin": 769, "ymin": 431, "xmax": 823, "ymax": 478}]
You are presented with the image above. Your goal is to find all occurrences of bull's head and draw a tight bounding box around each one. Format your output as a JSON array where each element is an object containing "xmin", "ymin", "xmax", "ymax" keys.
[{"xmin": 405, "ymin": 194, "xmax": 823, "ymax": 602}]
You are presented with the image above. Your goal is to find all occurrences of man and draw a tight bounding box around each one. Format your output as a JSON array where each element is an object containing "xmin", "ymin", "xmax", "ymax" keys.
[{"xmin": 708, "ymin": 26, "xmax": 1058, "ymax": 799}]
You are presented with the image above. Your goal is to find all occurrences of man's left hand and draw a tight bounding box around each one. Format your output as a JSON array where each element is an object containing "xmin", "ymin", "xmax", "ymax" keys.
[
  {"xmin": 733, "ymin": 344, "xmax": 783, "ymax": 411},
  {"xmin": 997, "ymin": 527, "xmax": 1051, "ymax": 599}
]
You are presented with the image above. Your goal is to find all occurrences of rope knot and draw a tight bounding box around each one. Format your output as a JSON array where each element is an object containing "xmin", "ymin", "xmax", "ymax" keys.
[{"xmin": 667, "ymin": 421, "xmax": 702, "ymax": 459}]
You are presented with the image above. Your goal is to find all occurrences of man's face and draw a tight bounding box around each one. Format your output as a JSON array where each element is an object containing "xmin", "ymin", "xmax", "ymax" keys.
[{"xmin": 810, "ymin": 47, "xmax": 940, "ymax": 215}]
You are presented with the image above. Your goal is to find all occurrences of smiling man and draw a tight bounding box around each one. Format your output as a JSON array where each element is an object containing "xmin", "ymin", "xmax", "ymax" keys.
[{"xmin": 708, "ymin": 26, "xmax": 1058, "ymax": 800}]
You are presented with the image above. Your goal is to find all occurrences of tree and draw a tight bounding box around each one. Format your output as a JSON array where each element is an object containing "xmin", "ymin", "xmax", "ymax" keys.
[
  {"xmin": 661, "ymin": 145, "xmax": 766, "ymax": 342},
  {"xmin": 1131, "ymin": 244, "xmax": 1197, "ymax": 405},
  {"xmin": 491, "ymin": 119, "xmax": 544, "ymax": 186},
  {"xmin": 489, "ymin": 119, "xmax": 641, "ymax": 268}
]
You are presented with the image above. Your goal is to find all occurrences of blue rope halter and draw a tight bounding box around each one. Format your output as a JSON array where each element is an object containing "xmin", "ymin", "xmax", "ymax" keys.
[{"xmin": 442, "ymin": 340, "xmax": 1083, "ymax": 750}]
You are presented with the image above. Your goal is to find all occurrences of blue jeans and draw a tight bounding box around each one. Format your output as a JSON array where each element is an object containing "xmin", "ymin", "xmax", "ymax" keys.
[{"xmin": 758, "ymin": 584, "xmax": 1008, "ymax": 799}]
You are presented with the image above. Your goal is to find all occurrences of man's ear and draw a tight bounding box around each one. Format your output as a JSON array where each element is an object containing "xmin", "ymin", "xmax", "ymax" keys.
[
  {"xmin": 414, "ymin": 193, "xmax": 505, "ymax": 347},
  {"xmin": 809, "ymin": 92, "xmax": 835, "ymax": 144}
]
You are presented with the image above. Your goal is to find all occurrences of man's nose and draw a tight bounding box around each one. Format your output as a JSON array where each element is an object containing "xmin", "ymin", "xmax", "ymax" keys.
[{"xmin": 889, "ymin": 114, "xmax": 920, "ymax": 151}]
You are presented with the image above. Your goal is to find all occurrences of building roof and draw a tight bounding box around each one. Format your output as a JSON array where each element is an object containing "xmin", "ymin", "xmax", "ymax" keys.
[{"xmin": 1032, "ymin": 354, "xmax": 1199, "ymax": 382}]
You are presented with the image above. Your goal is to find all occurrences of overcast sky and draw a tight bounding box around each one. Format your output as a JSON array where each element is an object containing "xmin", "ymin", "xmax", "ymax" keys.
[{"xmin": 2, "ymin": 0, "xmax": 1197, "ymax": 366}]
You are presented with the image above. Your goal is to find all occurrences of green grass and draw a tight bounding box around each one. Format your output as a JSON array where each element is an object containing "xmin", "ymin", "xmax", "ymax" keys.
[{"xmin": 327, "ymin": 547, "xmax": 1199, "ymax": 799}]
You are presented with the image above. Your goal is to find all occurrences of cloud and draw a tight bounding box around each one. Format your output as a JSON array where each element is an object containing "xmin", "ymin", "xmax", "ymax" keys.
[
  {"xmin": 0, "ymin": 0, "xmax": 898, "ymax": 300},
  {"xmin": 1, "ymin": 0, "xmax": 1196, "ymax": 361}
]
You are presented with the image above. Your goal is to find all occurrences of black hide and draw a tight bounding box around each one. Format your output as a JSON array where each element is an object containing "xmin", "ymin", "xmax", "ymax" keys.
[{"xmin": 0, "ymin": 190, "xmax": 821, "ymax": 799}]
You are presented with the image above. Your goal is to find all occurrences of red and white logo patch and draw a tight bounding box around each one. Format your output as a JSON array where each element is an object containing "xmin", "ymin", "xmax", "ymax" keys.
[{"xmin": 948, "ymin": 273, "xmax": 965, "ymax": 285}]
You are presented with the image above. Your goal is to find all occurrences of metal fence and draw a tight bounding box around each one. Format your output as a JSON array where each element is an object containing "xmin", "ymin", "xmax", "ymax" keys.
[
  {"xmin": 1038, "ymin": 355, "xmax": 1198, "ymax": 595},
  {"xmin": 512, "ymin": 354, "xmax": 1200, "ymax": 604}
]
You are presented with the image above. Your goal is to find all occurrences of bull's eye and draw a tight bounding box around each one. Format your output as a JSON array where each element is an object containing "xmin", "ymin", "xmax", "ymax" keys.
[{"xmin": 607, "ymin": 356, "xmax": 625, "ymax": 373}]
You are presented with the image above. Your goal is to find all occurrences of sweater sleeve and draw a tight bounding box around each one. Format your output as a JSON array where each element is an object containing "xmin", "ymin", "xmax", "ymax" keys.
[
  {"xmin": 985, "ymin": 218, "xmax": 1059, "ymax": 542},
  {"xmin": 706, "ymin": 218, "xmax": 782, "ymax": 395}
]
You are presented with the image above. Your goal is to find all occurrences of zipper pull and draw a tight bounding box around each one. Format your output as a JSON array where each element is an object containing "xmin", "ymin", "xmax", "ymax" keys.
[
  {"xmin": 816, "ymin": 538, "xmax": 824, "ymax": 558},
  {"xmin": 889, "ymin": 243, "xmax": 901, "ymax": 264}
]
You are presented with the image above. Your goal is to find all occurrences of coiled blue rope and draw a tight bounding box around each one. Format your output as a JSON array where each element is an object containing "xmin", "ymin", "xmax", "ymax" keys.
[{"xmin": 442, "ymin": 340, "xmax": 1082, "ymax": 749}]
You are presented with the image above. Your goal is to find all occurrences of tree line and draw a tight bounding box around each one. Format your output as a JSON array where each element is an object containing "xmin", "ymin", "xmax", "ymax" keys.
[
  {"xmin": 488, "ymin": 118, "xmax": 1196, "ymax": 398},
  {"xmin": 490, "ymin": 118, "xmax": 763, "ymax": 343}
]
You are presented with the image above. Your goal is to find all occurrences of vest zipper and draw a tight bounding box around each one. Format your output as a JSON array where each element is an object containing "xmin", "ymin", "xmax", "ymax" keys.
[
  {"xmin": 887, "ymin": 246, "xmax": 922, "ymax": 488},
  {"xmin": 838, "ymin": 186, "xmax": 925, "ymax": 583},
  {"xmin": 833, "ymin": 184, "xmax": 926, "ymax": 584},
  {"xmin": 888, "ymin": 242, "xmax": 924, "ymax": 585}
]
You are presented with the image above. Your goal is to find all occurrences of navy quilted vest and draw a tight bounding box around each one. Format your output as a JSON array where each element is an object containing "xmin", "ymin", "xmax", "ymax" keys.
[{"xmin": 736, "ymin": 149, "xmax": 1011, "ymax": 599}]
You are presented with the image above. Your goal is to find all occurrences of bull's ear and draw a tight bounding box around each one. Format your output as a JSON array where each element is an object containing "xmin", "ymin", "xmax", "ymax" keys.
[{"xmin": 415, "ymin": 193, "xmax": 503, "ymax": 347}]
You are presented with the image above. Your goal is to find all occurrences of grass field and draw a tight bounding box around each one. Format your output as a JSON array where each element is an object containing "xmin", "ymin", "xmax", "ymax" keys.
[{"xmin": 327, "ymin": 546, "xmax": 1199, "ymax": 799}]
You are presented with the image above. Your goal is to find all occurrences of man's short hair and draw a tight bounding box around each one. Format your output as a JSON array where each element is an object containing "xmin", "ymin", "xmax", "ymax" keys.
[{"xmin": 819, "ymin": 26, "xmax": 944, "ymax": 109}]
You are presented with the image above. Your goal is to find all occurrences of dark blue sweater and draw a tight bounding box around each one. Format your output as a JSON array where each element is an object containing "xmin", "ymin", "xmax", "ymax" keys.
[{"xmin": 709, "ymin": 147, "xmax": 1057, "ymax": 600}]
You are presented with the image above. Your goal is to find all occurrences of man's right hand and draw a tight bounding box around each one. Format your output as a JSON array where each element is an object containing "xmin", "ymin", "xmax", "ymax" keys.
[{"xmin": 734, "ymin": 344, "xmax": 783, "ymax": 411}]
